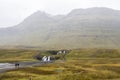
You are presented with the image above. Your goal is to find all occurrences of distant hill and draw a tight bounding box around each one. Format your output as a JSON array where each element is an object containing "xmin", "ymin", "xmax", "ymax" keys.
[{"xmin": 0, "ymin": 7, "xmax": 120, "ymax": 49}]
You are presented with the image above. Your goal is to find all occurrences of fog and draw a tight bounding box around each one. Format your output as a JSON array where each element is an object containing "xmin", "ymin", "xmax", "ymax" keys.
[{"xmin": 0, "ymin": 0, "xmax": 120, "ymax": 28}]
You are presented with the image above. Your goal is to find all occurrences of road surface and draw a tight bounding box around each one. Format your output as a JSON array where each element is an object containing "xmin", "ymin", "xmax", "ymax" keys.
[{"xmin": 0, "ymin": 61, "xmax": 53, "ymax": 73}]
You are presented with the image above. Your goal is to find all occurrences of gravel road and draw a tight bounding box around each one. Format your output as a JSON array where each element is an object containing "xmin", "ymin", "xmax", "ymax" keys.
[{"xmin": 0, "ymin": 61, "xmax": 53, "ymax": 73}]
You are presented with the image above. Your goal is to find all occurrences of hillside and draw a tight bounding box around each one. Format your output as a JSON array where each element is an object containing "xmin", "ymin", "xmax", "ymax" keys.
[{"xmin": 0, "ymin": 7, "xmax": 120, "ymax": 49}]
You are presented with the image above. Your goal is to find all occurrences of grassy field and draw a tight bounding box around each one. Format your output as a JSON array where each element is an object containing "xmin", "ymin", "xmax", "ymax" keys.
[
  {"xmin": 0, "ymin": 49, "xmax": 120, "ymax": 80},
  {"xmin": 0, "ymin": 49, "xmax": 58, "ymax": 62},
  {"xmin": 0, "ymin": 49, "xmax": 39, "ymax": 62}
]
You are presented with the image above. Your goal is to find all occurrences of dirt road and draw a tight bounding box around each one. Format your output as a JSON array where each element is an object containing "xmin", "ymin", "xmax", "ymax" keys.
[{"xmin": 0, "ymin": 61, "xmax": 52, "ymax": 73}]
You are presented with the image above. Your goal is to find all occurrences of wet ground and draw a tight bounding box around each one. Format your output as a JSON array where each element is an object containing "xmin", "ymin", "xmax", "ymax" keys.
[{"xmin": 0, "ymin": 61, "xmax": 53, "ymax": 73}]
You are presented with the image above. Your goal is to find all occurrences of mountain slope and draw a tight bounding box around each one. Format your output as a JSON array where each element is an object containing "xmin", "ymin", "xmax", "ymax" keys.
[{"xmin": 0, "ymin": 7, "xmax": 120, "ymax": 49}]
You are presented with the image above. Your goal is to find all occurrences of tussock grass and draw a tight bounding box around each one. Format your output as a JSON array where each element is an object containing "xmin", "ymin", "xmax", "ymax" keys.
[
  {"xmin": 0, "ymin": 49, "xmax": 39, "ymax": 62},
  {"xmin": 0, "ymin": 49, "xmax": 120, "ymax": 80}
]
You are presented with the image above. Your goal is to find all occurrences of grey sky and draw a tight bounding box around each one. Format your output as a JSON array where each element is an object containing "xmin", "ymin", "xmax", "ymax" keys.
[{"xmin": 0, "ymin": 0, "xmax": 120, "ymax": 28}]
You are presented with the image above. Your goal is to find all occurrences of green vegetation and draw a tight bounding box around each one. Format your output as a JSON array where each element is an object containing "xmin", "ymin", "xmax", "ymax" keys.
[
  {"xmin": 67, "ymin": 49, "xmax": 120, "ymax": 59},
  {"xmin": 0, "ymin": 49, "xmax": 39, "ymax": 62},
  {"xmin": 0, "ymin": 49, "xmax": 66, "ymax": 62},
  {"xmin": 0, "ymin": 49, "xmax": 120, "ymax": 80}
]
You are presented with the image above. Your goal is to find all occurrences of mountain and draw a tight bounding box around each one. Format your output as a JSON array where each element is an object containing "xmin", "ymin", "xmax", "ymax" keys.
[{"xmin": 0, "ymin": 7, "xmax": 120, "ymax": 49}]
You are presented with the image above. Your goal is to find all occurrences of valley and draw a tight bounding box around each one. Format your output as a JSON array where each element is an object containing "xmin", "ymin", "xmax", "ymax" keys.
[{"xmin": 0, "ymin": 49, "xmax": 120, "ymax": 80}]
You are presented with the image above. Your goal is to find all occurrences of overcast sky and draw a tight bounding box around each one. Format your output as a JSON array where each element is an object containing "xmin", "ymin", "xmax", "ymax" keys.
[{"xmin": 0, "ymin": 0, "xmax": 120, "ymax": 28}]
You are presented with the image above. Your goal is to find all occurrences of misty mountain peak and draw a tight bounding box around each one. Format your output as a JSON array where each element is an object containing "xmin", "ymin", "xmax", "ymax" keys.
[
  {"xmin": 20, "ymin": 10, "xmax": 52, "ymax": 27},
  {"xmin": 68, "ymin": 7, "xmax": 120, "ymax": 16},
  {"xmin": 26, "ymin": 11, "xmax": 51, "ymax": 20},
  {"xmin": 1, "ymin": 7, "xmax": 120, "ymax": 49}
]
